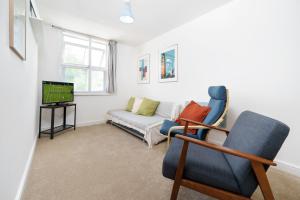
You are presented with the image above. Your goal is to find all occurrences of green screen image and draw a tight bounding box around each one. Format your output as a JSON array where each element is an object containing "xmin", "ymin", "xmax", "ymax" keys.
[{"xmin": 42, "ymin": 81, "xmax": 74, "ymax": 104}]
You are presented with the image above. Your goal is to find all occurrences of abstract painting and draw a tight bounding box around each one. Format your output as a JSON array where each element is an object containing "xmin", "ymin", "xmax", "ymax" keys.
[
  {"xmin": 9, "ymin": 0, "xmax": 26, "ymax": 60},
  {"xmin": 159, "ymin": 44, "xmax": 178, "ymax": 82},
  {"xmin": 138, "ymin": 54, "xmax": 150, "ymax": 84}
]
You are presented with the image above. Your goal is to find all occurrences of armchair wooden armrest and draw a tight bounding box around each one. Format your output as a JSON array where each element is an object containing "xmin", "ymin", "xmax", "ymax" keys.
[
  {"xmin": 176, "ymin": 134, "xmax": 276, "ymax": 166},
  {"xmin": 180, "ymin": 118, "xmax": 230, "ymax": 134}
]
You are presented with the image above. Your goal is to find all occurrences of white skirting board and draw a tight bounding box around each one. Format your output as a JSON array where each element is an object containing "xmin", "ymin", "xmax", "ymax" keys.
[
  {"xmin": 40, "ymin": 120, "xmax": 105, "ymax": 131},
  {"xmin": 276, "ymin": 160, "xmax": 300, "ymax": 177},
  {"xmin": 76, "ymin": 120, "xmax": 106, "ymax": 127},
  {"xmin": 14, "ymin": 136, "xmax": 38, "ymax": 200},
  {"xmin": 208, "ymin": 137, "xmax": 300, "ymax": 178}
]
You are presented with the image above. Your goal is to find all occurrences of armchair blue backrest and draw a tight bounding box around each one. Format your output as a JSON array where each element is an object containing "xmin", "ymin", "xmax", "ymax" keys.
[
  {"xmin": 196, "ymin": 86, "xmax": 227, "ymax": 140},
  {"xmin": 223, "ymin": 111, "xmax": 290, "ymax": 196}
]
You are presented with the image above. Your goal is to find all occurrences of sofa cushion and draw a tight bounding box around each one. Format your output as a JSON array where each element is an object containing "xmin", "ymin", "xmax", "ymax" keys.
[
  {"xmin": 156, "ymin": 101, "xmax": 176, "ymax": 119},
  {"xmin": 137, "ymin": 98, "xmax": 160, "ymax": 116},
  {"xmin": 163, "ymin": 138, "xmax": 240, "ymax": 194},
  {"xmin": 108, "ymin": 110, "xmax": 165, "ymax": 131},
  {"xmin": 126, "ymin": 97, "xmax": 135, "ymax": 112},
  {"xmin": 132, "ymin": 97, "xmax": 143, "ymax": 113},
  {"xmin": 176, "ymin": 101, "xmax": 211, "ymax": 134}
]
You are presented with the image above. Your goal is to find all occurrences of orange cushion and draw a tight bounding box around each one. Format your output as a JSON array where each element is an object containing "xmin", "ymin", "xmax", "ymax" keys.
[{"xmin": 176, "ymin": 101, "xmax": 211, "ymax": 134}]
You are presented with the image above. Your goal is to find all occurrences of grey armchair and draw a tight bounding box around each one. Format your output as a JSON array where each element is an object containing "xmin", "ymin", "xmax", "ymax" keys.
[{"xmin": 162, "ymin": 111, "xmax": 289, "ymax": 200}]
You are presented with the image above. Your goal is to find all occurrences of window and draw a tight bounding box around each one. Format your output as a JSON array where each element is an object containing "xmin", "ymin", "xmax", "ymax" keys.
[{"xmin": 62, "ymin": 32, "xmax": 108, "ymax": 94}]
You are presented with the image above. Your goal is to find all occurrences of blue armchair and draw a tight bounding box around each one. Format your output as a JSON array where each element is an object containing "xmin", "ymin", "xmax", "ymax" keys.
[
  {"xmin": 160, "ymin": 86, "xmax": 229, "ymax": 144},
  {"xmin": 162, "ymin": 111, "xmax": 290, "ymax": 200}
]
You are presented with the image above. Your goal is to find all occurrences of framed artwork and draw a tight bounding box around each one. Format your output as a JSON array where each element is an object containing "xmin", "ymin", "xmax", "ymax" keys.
[
  {"xmin": 9, "ymin": 0, "xmax": 27, "ymax": 60},
  {"xmin": 138, "ymin": 54, "xmax": 150, "ymax": 84},
  {"xmin": 159, "ymin": 44, "xmax": 178, "ymax": 82}
]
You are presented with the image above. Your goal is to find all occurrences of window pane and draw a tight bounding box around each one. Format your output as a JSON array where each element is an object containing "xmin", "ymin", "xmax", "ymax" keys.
[
  {"xmin": 91, "ymin": 70, "xmax": 104, "ymax": 92},
  {"xmin": 63, "ymin": 44, "xmax": 89, "ymax": 65},
  {"xmin": 64, "ymin": 68, "xmax": 89, "ymax": 92},
  {"xmin": 91, "ymin": 40, "xmax": 107, "ymax": 49},
  {"xmin": 91, "ymin": 49, "xmax": 104, "ymax": 67},
  {"xmin": 64, "ymin": 36, "xmax": 89, "ymax": 46}
]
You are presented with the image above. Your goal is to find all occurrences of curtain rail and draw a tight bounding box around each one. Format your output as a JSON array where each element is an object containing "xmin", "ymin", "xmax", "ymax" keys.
[{"xmin": 51, "ymin": 24, "xmax": 109, "ymax": 42}]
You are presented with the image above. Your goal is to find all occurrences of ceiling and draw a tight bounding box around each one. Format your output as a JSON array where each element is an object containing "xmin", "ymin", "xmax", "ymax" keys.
[{"xmin": 36, "ymin": 0, "xmax": 231, "ymax": 45}]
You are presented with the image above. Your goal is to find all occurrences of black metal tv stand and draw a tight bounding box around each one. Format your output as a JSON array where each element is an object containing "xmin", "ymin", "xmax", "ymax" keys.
[{"xmin": 39, "ymin": 103, "xmax": 77, "ymax": 139}]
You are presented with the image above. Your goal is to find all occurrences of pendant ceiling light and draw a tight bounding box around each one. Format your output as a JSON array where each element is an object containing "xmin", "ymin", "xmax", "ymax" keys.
[{"xmin": 120, "ymin": 0, "xmax": 134, "ymax": 24}]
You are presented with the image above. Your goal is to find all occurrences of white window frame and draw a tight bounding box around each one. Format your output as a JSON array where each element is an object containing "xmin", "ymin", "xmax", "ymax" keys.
[{"xmin": 62, "ymin": 32, "xmax": 109, "ymax": 96}]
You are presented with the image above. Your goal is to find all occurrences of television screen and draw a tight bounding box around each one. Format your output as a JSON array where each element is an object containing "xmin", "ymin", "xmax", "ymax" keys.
[{"xmin": 42, "ymin": 81, "xmax": 74, "ymax": 104}]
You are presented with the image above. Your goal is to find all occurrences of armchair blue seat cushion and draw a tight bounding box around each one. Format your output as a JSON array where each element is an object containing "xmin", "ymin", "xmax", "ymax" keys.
[
  {"xmin": 160, "ymin": 120, "xmax": 180, "ymax": 135},
  {"xmin": 160, "ymin": 120, "xmax": 199, "ymax": 139},
  {"xmin": 162, "ymin": 138, "xmax": 240, "ymax": 194}
]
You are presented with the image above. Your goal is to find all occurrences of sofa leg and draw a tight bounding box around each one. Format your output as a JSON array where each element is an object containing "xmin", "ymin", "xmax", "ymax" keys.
[{"xmin": 170, "ymin": 140, "xmax": 190, "ymax": 200}]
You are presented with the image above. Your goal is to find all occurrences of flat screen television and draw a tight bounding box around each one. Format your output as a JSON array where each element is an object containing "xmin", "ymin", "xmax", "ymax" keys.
[{"xmin": 42, "ymin": 81, "xmax": 74, "ymax": 105}]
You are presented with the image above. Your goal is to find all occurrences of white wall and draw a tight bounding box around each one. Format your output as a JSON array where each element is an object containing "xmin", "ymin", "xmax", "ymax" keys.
[
  {"xmin": 136, "ymin": 0, "xmax": 300, "ymax": 173},
  {"xmin": 36, "ymin": 24, "xmax": 138, "ymax": 128},
  {"xmin": 1, "ymin": 1, "xmax": 298, "ymax": 199},
  {"xmin": 0, "ymin": 0, "xmax": 39, "ymax": 199}
]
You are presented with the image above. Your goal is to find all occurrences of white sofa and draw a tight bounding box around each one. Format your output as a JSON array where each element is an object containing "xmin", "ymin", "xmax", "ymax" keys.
[{"xmin": 107, "ymin": 101, "xmax": 179, "ymax": 148}]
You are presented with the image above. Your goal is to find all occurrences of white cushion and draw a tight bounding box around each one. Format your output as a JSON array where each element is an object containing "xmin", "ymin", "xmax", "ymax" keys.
[{"xmin": 132, "ymin": 97, "xmax": 143, "ymax": 113}]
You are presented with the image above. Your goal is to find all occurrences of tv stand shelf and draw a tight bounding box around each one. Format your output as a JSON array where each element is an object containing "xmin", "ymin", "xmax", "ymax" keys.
[
  {"xmin": 40, "ymin": 124, "xmax": 74, "ymax": 134},
  {"xmin": 39, "ymin": 103, "xmax": 76, "ymax": 139}
]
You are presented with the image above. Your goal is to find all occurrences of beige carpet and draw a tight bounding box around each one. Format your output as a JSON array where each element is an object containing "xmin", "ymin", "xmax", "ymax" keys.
[{"xmin": 22, "ymin": 124, "xmax": 300, "ymax": 200}]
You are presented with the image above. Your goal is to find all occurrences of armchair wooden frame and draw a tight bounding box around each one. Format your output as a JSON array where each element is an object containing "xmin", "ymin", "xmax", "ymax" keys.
[
  {"xmin": 167, "ymin": 89, "xmax": 230, "ymax": 145},
  {"xmin": 170, "ymin": 118, "xmax": 276, "ymax": 200}
]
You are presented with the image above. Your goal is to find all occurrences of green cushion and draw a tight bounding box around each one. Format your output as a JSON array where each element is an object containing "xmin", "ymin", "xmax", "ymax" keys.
[
  {"xmin": 126, "ymin": 97, "xmax": 135, "ymax": 112},
  {"xmin": 137, "ymin": 98, "xmax": 160, "ymax": 116}
]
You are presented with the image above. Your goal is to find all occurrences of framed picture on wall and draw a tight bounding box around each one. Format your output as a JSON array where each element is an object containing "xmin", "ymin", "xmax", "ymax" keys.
[
  {"xmin": 159, "ymin": 44, "xmax": 178, "ymax": 82},
  {"xmin": 137, "ymin": 54, "xmax": 150, "ymax": 84},
  {"xmin": 9, "ymin": 0, "xmax": 27, "ymax": 60}
]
